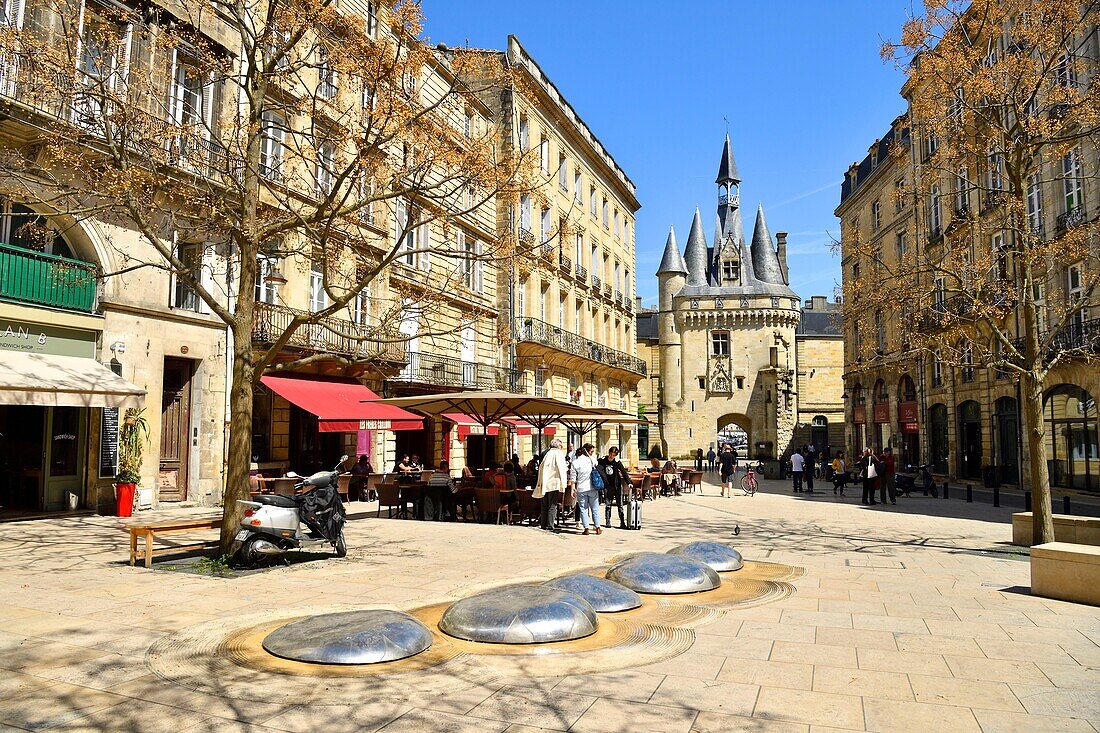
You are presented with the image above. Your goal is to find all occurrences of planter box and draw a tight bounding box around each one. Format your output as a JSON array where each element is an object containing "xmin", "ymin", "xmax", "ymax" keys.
[
  {"xmin": 1011, "ymin": 512, "xmax": 1100, "ymax": 546},
  {"xmin": 1031, "ymin": 542, "xmax": 1100, "ymax": 607}
]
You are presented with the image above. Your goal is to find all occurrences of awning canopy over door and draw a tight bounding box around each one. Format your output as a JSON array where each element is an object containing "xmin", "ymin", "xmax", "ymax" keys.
[
  {"xmin": 501, "ymin": 418, "xmax": 557, "ymax": 436},
  {"xmin": 260, "ymin": 375, "xmax": 422, "ymax": 433},
  {"xmin": 443, "ymin": 412, "xmax": 499, "ymax": 439},
  {"xmin": 0, "ymin": 352, "xmax": 145, "ymax": 408}
]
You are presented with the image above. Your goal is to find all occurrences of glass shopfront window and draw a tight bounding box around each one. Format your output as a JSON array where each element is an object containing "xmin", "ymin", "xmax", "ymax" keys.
[{"xmin": 1044, "ymin": 385, "xmax": 1097, "ymax": 491}]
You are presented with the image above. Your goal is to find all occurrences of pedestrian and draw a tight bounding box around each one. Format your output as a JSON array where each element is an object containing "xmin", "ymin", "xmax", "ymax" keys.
[
  {"xmin": 831, "ymin": 451, "xmax": 848, "ymax": 495},
  {"xmin": 802, "ymin": 448, "xmax": 815, "ymax": 494},
  {"xmin": 598, "ymin": 446, "xmax": 632, "ymax": 529},
  {"xmin": 819, "ymin": 451, "xmax": 830, "ymax": 481},
  {"xmin": 349, "ymin": 454, "xmax": 373, "ymax": 502},
  {"xmin": 534, "ymin": 438, "xmax": 567, "ymax": 532},
  {"xmin": 707, "ymin": 446, "xmax": 716, "ymax": 472},
  {"xmin": 790, "ymin": 450, "xmax": 805, "ymax": 493},
  {"xmin": 719, "ymin": 444, "xmax": 736, "ymax": 497},
  {"xmin": 858, "ymin": 448, "xmax": 880, "ymax": 505},
  {"xmin": 880, "ymin": 447, "xmax": 897, "ymax": 505},
  {"xmin": 569, "ymin": 443, "xmax": 602, "ymax": 535}
]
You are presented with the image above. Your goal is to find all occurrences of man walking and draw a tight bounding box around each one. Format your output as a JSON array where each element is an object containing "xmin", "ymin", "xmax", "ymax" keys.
[
  {"xmin": 880, "ymin": 447, "xmax": 897, "ymax": 505},
  {"xmin": 719, "ymin": 444, "xmax": 736, "ymax": 497},
  {"xmin": 706, "ymin": 446, "xmax": 716, "ymax": 472},
  {"xmin": 534, "ymin": 438, "xmax": 567, "ymax": 531},
  {"xmin": 790, "ymin": 450, "xmax": 805, "ymax": 493},
  {"xmin": 858, "ymin": 448, "xmax": 880, "ymax": 506}
]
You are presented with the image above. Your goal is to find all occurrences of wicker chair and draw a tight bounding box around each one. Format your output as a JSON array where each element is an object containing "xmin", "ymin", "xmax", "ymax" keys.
[
  {"xmin": 474, "ymin": 487, "xmax": 509, "ymax": 525},
  {"xmin": 515, "ymin": 490, "xmax": 541, "ymax": 525},
  {"xmin": 376, "ymin": 483, "xmax": 406, "ymax": 518}
]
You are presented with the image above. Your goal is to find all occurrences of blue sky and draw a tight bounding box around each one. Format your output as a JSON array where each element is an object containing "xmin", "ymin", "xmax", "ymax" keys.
[{"xmin": 422, "ymin": 1, "xmax": 914, "ymax": 307}]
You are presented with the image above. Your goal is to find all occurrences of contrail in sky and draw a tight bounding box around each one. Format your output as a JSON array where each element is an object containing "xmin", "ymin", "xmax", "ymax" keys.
[{"xmin": 766, "ymin": 179, "xmax": 843, "ymax": 211}]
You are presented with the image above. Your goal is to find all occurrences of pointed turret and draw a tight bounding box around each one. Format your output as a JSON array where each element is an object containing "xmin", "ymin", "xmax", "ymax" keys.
[
  {"xmin": 715, "ymin": 133, "xmax": 741, "ymax": 185},
  {"xmin": 656, "ymin": 226, "xmax": 688, "ymax": 275},
  {"xmin": 683, "ymin": 208, "xmax": 709, "ymax": 287},
  {"xmin": 750, "ymin": 204, "xmax": 785, "ymax": 285}
]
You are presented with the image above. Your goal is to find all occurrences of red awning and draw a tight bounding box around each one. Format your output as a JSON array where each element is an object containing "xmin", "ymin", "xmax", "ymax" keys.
[
  {"xmin": 260, "ymin": 375, "xmax": 422, "ymax": 433},
  {"xmin": 444, "ymin": 413, "xmax": 499, "ymax": 439},
  {"xmin": 501, "ymin": 418, "xmax": 557, "ymax": 437}
]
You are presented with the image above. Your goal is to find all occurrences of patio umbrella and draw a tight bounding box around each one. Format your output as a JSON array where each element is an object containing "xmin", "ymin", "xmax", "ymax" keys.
[
  {"xmin": 554, "ymin": 411, "xmax": 648, "ymax": 454},
  {"xmin": 375, "ymin": 391, "xmax": 604, "ymax": 466}
]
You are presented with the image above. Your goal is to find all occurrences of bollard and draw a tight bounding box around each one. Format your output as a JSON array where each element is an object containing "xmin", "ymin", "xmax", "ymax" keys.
[
  {"xmin": 993, "ymin": 487, "xmax": 1000, "ymax": 508},
  {"xmin": 966, "ymin": 484, "xmax": 973, "ymax": 503},
  {"xmin": 1063, "ymin": 495, "xmax": 1071, "ymax": 515},
  {"xmin": 943, "ymin": 481, "xmax": 949, "ymax": 499},
  {"xmin": 1025, "ymin": 491, "xmax": 1031, "ymax": 512}
]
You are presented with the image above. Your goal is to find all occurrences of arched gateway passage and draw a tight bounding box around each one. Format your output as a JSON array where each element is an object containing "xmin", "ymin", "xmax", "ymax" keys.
[{"xmin": 716, "ymin": 414, "xmax": 752, "ymax": 460}]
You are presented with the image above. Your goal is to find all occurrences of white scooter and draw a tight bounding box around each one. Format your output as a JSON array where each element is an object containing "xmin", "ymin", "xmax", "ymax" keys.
[{"xmin": 231, "ymin": 455, "xmax": 348, "ymax": 567}]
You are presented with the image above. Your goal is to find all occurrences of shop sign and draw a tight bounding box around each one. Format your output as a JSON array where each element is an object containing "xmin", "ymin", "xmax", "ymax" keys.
[
  {"xmin": 897, "ymin": 401, "xmax": 919, "ymax": 423},
  {"xmin": 853, "ymin": 406, "xmax": 867, "ymax": 424},
  {"xmin": 358, "ymin": 419, "xmax": 392, "ymax": 430},
  {"xmin": 903, "ymin": 422, "xmax": 920, "ymax": 434},
  {"xmin": 0, "ymin": 320, "xmax": 96, "ymax": 358},
  {"xmin": 873, "ymin": 403, "xmax": 890, "ymax": 423},
  {"xmin": 99, "ymin": 407, "xmax": 119, "ymax": 478}
]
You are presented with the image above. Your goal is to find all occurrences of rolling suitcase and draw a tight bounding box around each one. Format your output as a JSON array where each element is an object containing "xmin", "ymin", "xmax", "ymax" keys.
[{"xmin": 626, "ymin": 498, "xmax": 641, "ymax": 530}]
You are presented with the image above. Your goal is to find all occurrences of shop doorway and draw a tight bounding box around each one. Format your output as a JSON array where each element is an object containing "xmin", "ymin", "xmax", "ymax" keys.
[
  {"xmin": 994, "ymin": 397, "xmax": 1020, "ymax": 485},
  {"xmin": 288, "ymin": 402, "xmax": 341, "ymax": 474},
  {"xmin": 395, "ymin": 423, "xmax": 432, "ymax": 471},
  {"xmin": 929, "ymin": 403, "xmax": 949, "ymax": 474},
  {"xmin": 159, "ymin": 357, "xmax": 194, "ymax": 501},
  {"xmin": 464, "ymin": 435, "xmax": 497, "ymax": 469},
  {"xmin": 957, "ymin": 400, "xmax": 982, "ymax": 480},
  {"xmin": 0, "ymin": 405, "xmax": 85, "ymax": 514}
]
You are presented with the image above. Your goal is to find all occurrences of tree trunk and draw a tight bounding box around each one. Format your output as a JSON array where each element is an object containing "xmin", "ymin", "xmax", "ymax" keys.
[
  {"xmin": 219, "ymin": 311, "xmax": 256, "ymax": 554},
  {"xmin": 1018, "ymin": 269, "xmax": 1054, "ymax": 546}
]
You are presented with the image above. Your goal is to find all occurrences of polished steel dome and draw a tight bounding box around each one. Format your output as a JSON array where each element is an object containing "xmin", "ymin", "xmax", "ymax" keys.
[
  {"xmin": 543, "ymin": 574, "xmax": 643, "ymax": 612},
  {"xmin": 262, "ymin": 609, "xmax": 433, "ymax": 665},
  {"xmin": 606, "ymin": 553, "xmax": 721, "ymax": 594},
  {"xmin": 438, "ymin": 585, "xmax": 598, "ymax": 644},
  {"xmin": 667, "ymin": 542, "xmax": 744, "ymax": 572}
]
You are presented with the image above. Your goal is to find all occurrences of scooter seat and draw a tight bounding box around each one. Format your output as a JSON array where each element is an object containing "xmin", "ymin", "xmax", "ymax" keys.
[{"xmin": 255, "ymin": 494, "xmax": 298, "ymax": 508}]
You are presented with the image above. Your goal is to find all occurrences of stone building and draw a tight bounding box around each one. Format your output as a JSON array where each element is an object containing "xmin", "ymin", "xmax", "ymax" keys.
[
  {"xmin": 465, "ymin": 36, "xmax": 645, "ymax": 463},
  {"xmin": 793, "ymin": 296, "xmax": 845, "ymax": 457},
  {"xmin": 654, "ymin": 136, "xmax": 803, "ymax": 461},
  {"xmin": 837, "ymin": 22, "xmax": 1099, "ymax": 490}
]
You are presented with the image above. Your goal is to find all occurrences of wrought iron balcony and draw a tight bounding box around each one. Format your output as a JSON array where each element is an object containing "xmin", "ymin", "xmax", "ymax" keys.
[
  {"xmin": 0, "ymin": 242, "xmax": 98, "ymax": 313},
  {"xmin": 1009, "ymin": 318, "xmax": 1100, "ymax": 364},
  {"xmin": 391, "ymin": 351, "xmax": 527, "ymax": 392},
  {"xmin": 517, "ymin": 227, "xmax": 535, "ymax": 246},
  {"xmin": 559, "ymin": 253, "xmax": 571, "ymax": 274},
  {"xmin": 592, "ymin": 273, "xmax": 601, "ymax": 289},
  {"xmin": 252, "ymin": 301, "xmax": 406, "ymax": 363},
  {"xmin": 1056, "ymin": 205, "xmax": 1086, "ymax": 233},
  {"xmin": 575, "ymin": 263, "xmax": 588, "ymax": 282},
  {"xmin": 513, "ymin": 317, "xmax": 646, "ymax": 377}
]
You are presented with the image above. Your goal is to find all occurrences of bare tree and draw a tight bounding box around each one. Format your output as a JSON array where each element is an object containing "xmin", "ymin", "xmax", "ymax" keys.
[
  {"xmin": 0, "ymin": 0, "xmax": 544, "ymax": 550},
  {"xmin": 847, "ymin": 1, "xmax": 1099, "ymax": 543}
]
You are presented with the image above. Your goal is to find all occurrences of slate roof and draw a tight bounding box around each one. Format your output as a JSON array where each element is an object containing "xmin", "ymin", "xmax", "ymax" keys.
[
  {"xmin": 656, "ymin": 226, "xmax": 688, "ymax": 275},
  {"xmin": 839, "ymin": 120, "xmax": 910, "ymax": 206},
  {"xmin": 715, "ymin": 133, "xmax": 741, "ymax": 184},
  {"xmin": 683, "ymin": 209, "xmax": 710, "ymax": 287},
  {"xmin": 635, "ymin": 309, "xmax": 659, "ymax": 341}
]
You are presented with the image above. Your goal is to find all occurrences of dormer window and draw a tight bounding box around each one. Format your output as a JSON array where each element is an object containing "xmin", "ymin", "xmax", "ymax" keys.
[{"xmin": 721, "ymin": 259, "xmax": 740, "ymax": 285}]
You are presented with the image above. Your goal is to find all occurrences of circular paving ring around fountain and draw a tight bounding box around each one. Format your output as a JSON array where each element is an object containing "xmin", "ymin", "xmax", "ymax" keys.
[
  {"xmin": 438, "ymin": 585, "xmax": 598, "ymax": 644},
  {"xmin": 666, "ymin": 541, "xmax": 744, "ymax": 572},
  {"xmin": 606, "ymin": 553, "xmax": 722, "ymax": 594},
  {"xmin": 543, "ymin": 574, "xmax": 643, "ymax": 612},
  {"xmin": 261, "ymin": 609, "xmax": 433, "ymax": 665}
]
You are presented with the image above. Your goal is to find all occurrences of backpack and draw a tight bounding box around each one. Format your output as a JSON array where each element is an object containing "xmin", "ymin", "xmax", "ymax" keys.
[{"xmin": 589, "ymin": 459, "xmax": 605, "ymax": 490}]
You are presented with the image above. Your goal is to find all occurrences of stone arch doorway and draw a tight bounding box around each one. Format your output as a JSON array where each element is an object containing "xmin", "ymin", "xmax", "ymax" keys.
[
  {"xmin": 957, "ymin": 400, "xmax": 983, "ymax": 480},
  {"xmin": 716, "ymin": 413, "xmax": 752, "ymax": 460}
]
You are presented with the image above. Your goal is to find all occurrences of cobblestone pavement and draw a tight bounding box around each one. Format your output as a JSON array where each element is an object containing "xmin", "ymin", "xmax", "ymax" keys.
[{"xmin": 0, "ymin": 476, "xmax": 1097, "ymax": 732}]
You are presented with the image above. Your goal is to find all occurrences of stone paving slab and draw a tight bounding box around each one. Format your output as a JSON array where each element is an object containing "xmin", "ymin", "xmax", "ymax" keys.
[{"xmin": 0, "ymin": 477, "xmax": 1097, "ymax": 732}]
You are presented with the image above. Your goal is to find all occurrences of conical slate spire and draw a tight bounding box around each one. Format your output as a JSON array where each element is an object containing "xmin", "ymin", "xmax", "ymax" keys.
[
  {"xmin": 750, "ymin": 204, "xmax": 785, "ymax": 285},
  {"xmin": 683, "ymin": 208, "xmax": 710, "ymax": 287},
  {"xmin": 715, "ymin": 133, "xmax": 741, "ymax": 185},
  {"xmin": 656, "ymin": 226, "xmax": 688, "ymax": 276}
]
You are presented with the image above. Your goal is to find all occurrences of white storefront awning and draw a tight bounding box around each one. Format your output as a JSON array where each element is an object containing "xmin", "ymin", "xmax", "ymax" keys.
[{"xmin": 0, "ymin": 352, "xmax": 145, "ymax": 408}]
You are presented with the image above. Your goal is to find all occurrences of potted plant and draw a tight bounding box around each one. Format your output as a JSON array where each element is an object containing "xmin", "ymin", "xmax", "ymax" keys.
[{"xmin": 115, "ymin": 407, "xmax": 148, "ymax": 517}]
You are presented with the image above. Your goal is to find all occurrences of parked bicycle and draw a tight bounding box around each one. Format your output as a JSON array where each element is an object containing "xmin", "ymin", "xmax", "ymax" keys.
[{"xmin": 739, "ymin": 462, "xmax": 759, "ymax": 496}]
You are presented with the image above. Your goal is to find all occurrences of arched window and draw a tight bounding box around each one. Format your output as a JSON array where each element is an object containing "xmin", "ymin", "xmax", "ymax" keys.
[
  {"xmin": 1044, "ymin": 385, "xmax": 1097, "ymax": 490},
  {"xmin": 897, "ymin": 374, "xmax": 917, "ymax": 402}
]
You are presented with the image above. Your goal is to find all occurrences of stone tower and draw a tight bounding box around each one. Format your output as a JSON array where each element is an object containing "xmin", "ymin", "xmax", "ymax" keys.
[{"xmin": 656, "ymin": 135, "xmax": 801, "ymax": 461}]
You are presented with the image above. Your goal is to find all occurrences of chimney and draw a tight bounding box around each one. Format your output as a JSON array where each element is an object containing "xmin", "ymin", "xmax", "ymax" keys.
[{"xmin": 775, "ymin": 231, "xmax": 789, "ymax": 285}]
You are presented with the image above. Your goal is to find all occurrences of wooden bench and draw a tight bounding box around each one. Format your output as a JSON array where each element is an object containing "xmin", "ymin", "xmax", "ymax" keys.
[
  {"xmin": 128, "ymin": 517, "xmax": 223, "ymax": 568},
  {"xmin": 1011, "ymin": 512, "xmax": 1100, "ymax": 546},
  {"xmin": 1031, "ymin": 542, "xmax": 1100, "ymax": 606}
]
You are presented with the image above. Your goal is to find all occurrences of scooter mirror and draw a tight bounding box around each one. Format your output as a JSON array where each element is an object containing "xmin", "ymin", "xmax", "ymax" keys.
[{"xmin": 285, "ymin": 471, "xmax": 298, "ymax": 478}]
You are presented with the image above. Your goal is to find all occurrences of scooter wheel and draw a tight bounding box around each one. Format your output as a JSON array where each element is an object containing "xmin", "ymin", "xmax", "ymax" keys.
[
  {"xmin": 334, "ymin": 530, "xmax": 347, "ymax": 558},
  {"xmin": 930, "ymin": 486, "xmax": 939, "ymax": 498},
  {"xmin": 235, "ymin": 536, "xmax": 265, "ymax": 569}
]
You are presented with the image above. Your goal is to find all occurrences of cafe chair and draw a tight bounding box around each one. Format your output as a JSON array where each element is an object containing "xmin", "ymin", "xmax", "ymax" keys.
[
  {"xmin": 376, "ymin": 483, "xmax": 407, "ymax": 519},
  {"xmin": 474, "ymin": 487, "xmax": 510, "ymax": 525}
]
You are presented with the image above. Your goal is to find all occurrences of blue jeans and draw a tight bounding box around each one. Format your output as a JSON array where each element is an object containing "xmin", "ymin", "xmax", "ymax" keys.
[{"xmin": 577, "ymin": 489, "xmax": 601, "ymax": 530}]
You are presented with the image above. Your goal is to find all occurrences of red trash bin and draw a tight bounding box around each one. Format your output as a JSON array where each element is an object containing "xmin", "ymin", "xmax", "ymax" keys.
[{"xmin": 116, "ymin": 483, "xmax": 136, "ymax": 517}]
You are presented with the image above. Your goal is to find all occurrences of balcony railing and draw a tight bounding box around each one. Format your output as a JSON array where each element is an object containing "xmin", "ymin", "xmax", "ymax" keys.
[
  {"xmin": 591, "ymin": 273, "xmax": 601, "ymax": 289},
  {"xmin": 1010, "ymin": 319, "xmax": 1100, "ymax": 360},
  {"xmin": 575, "ymin": 263, "xmax": 588, "ymax": 282},
  {"xmin": 0, "ymin": 242, "xmax": 98, "ymax": 313},
  {"xmin": 252, "ymin": 301, "xmax": 406, "ymax": 363},
  {"xmin": 391, "ymin": 351, "xmax": 527, "ymax": 392},
  {"xmin": 559, "ymin": 253, "xmax": 571, "ymax": 274},
  {"xmin": 513, "ymin": 317, "xmax": 646, "ymax": 377},
  {"xmin": 1056, "ymin": 204, "xmax": 1086, "ymax": 232}
]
